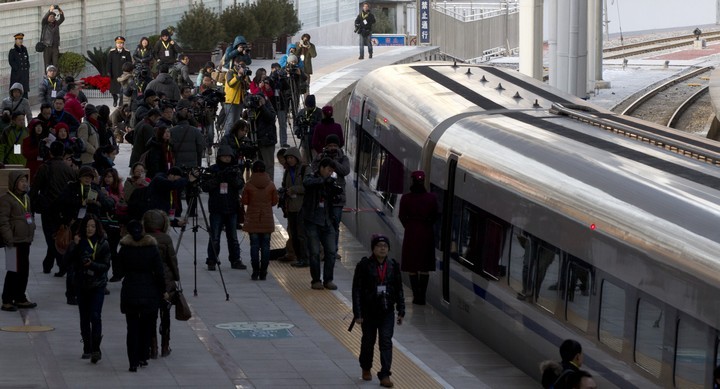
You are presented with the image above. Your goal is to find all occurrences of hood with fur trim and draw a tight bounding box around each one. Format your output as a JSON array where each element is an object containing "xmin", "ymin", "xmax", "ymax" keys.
[{"xmin": 119, "ymin": 233, "xmax": 157, "ymax": 247}]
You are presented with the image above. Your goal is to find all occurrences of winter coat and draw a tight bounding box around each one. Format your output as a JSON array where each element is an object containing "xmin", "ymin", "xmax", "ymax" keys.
[
  {"xmin": 169, "ymin": 120, "xmax": 205, "ymax": 168},
  {"xmin": 128, "ymin": 118, "xmax": 155, "ymax": 166},
  {"xmin": 354, "ymin": 11, "xmax": 376, "ymax": 37},
  {"xmin": 0, "ymin": 171, "xmax": 35, "ymax": 244},
  {"xmin": 295, "ymin": 40, "xmax": 317, "ymax": 74},
  {"xmin": 219, "ymin": 132, "xmax": 255, "ymax": 165},
  {"xmin": 77, "ymin": 119, "xmax": 99, "ymax": 164},
  {"xmin": 294, "ymin": 106, "xmax": 322, "ymax": 140},
  {"xmin": 224, "ymin": 69, "xmax": 249, "ymax": 105},
  {"xmin": 301, "ymin": 172, "xmax": 337, "ymax": 227},
  {"xmin": 352, "ymin": 256, "xmax": 405, "ymax": 320},
  {"xmin": 29, "ymin": 156, "xmax": 76, "ymax": 213},
  {"xmin": 146, "ymin": 73, "xmax": 180, "ymax": 102},
  {"xmin": 144, "ymin": 137, "xmax": 174, "ymax": 178},
  {"xmin": 117, "ymin": 234, "xmax": 165, "ymax": 313},
  {"xmin": 242, "ymin": 172, "xmax": 278, "ymax": 234},
  {"xmin": 123, "ymin": 177, "xmax": 150, "ymax": 203},
  {"xmin": 51, "ymin": 109, "xmax": 80, "ymax": 134},
  {"xmin": 281, "ymin": 147, "xmax": 307, "ymax": 213},
  {"xmin": 41, "ymin": 11, "xmax": 64, "ymax": 47},
  {"xmin": 279, "ymin": 43, "xmax": 304, "ymax": 70},
  {"xmin": 311, "ymin": 118, "xmax": 344, "ymax": 154},
  {"xmin": 68, "ymin": 236, "xmax": 111, "ymax": 291},
  {"xmin": 91, "ymin": 148, "xmax": 114, "ymax": 176},
  {"xmin": 107, "ymin": 48, "xmax": 133, "ymax": 94},
  {"xmin": 223, "ymin": 35, "xmax": 252, "ymax": 69},
  {"xmin": 143, "ymin": 210, "xmax": 179, "ymax": 294},
  {"xmin": 21, "ymin": 135, "xmax": 45, "ymax": 182},
  {"xmin": 133, "ymin": 47, "xmax": 153, "ymax": 66},
  {"xmin": 8, "ymin": 46, "xmax": 29, "ymax": 98},
  {"xmin": 56, "ymin": 181, "xmax": 115, "ymax": 225},
  {"xmin": 398, "ymin": 190, "xmax": 439, "ymax": 272},
  {"xmin": 2, "ymin": 83, "xmax": 32, "ymax": 123},
  {"xmin": 247, "ymin": 101, "xmax": 277, "ymax": 147},
  {"xmin": 153, "ymin": 39, "xmax": 181, "ymax": 66},
  {"xmin": 173, "ymin": 62, "xmax": 193, "ymax": 87},
  {"xmin": 0, "ymin": 123, "xmax": 27, "ymax": 165},
  {"xmin": 202, "ymin": 161, "xmax": 244, "ymax": 215},
  {"xmin": 39, "ymin": 75, "xmax": 63, "ymax": 105},
  {"xmin": 147, "ymin": 173, "xmax": 187, "ymax": 216},
  {"xmin": 310, "ymin": 149, "xmax": 350, "ymax": 206},
  {"xmin": 64, "ymin": 93, "xmax": 84, "ymax": 122}
]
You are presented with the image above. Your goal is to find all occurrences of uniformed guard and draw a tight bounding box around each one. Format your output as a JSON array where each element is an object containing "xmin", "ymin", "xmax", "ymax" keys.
[{"xmin": 8, "ymin": 33, "xmax": 30, "ymax": 99}]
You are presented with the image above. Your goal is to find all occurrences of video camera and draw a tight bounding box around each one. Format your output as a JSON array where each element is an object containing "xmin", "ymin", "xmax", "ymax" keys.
[
  {"xmin": 234, "ymin": 63, "xmax": 252, "ymax": 77},
  {"xmin": 245, "ymin": 94, "xmax": 264, "ymax": 110},
  {"xmin": 294, "ymin": 115, "xmax": 313, "ymax": 137},
  {"xmin": 325, "ymin": 175, "xmax": 344, "ymax": 204},
  {"xmin": 196, "ymin": 88, "xmax": 225, "ymax": 110}
]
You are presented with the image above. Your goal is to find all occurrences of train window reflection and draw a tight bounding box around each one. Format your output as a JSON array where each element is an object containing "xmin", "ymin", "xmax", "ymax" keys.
[
  {"xmin": 481, "ymin": 219, "xmax": 504, "ymax": 279},
  {"xmin": 599, "ymin": 280, "xmax": 625, "ymax": 353},
  {"xmin": 535, "ymin": 244, "xmax": 560, "ymax": 314},
  {"xmin": 674, "ymin": 318, "xmax": 707, "ymax": 389},
  {"xmin": 459, "ymin": 206, "xmax": 478, "ymax": 267},
  {"xmin": 635, "ymin": 299, "xmax": 664, "ymax": 378},
  {"xmin": 358, "ymin": 132, "xmax": 373, "ymax": 184},
  {"xmin": 508, "ymin": 229, "xmax": 528, "ymax": 298},
  {"xmin": 565, "ymin": 260, "xmax": 592, "ymax": 332}
]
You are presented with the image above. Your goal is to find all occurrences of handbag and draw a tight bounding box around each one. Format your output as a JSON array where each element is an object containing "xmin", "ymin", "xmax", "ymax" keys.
[
  {"xmin": 35, "ymin": 42, "xmax": 46, "ymax": 53},
  {"xmin": 54, "ymin": 224, "xmax": 72, "ymax": 255},
  {"xmin": 173, "ymin": 281, "xmax": 192, "ymax": 321}
]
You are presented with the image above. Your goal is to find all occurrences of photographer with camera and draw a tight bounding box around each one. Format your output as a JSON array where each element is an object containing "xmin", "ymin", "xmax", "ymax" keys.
[
  {"xmin": 146, "ymin": 64, "xmax": 181, "ymax": 103},
  {"xmin": 223, "ymin": 57, "xmax": 251, "ymax": 134},
  {"xmin": 302, "ymin": 158, "xmax": 343, "ymax": 290},
  {"xmin": 222, "ymin": 35, "xmax": 252, "ymax": 70},
  {"xmin": 196, "ymin": 78, "xmax": 224, "ymax": 152},
  {"xmin": 169, "ymin": 100, "xmax": 205, "ymax": 169},
  {"xmin": 295, "ymin": 94, "xmax": 322, "ymax": 161},
  {"xmin": 296, "ymin": 34, "xmax": 317, "ymax": 85},
  {"xmin": 200, "ymin": 145, "xmax": 246, "ymax": 271},
  {"xmin": 243, "ymin": 93, "xmax": 277, "ymax": 180},
  {"xmin": 311, "ymin": 134, "xmax": 350, "ymax": 259},
  {"xmin": 351, "ymin": 234, "xmax": 405, "ymax": 388},
  {"xmin": 268, "ymin": 63, "xmax": 292, "ymax": 148},
  {"xmin": 219, "ymin": 119, "xmax": 256, "ymax": 168},
  {"xmin": 41, "ymin": 5, "xmax": 64, "ymax": 69}
]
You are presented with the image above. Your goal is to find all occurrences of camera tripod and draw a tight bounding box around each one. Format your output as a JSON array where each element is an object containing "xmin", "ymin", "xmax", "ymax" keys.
[{"xmin": 174, "ymin": 183, "xmax": 230, "ymax": 300}]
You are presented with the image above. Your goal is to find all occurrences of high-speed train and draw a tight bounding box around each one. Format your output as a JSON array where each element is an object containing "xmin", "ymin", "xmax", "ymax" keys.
[{"xmin": 340, "ymin": 63, "xmax": 720, "ymax": 388}]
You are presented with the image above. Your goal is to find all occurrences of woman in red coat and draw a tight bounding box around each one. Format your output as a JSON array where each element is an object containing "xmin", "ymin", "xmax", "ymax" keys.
[
  {"xmin": 22, "ymin": 118, "xmax": 50, "ymax": 182},
  {"xmin": 242, "ymin": 160, "xmax": 279, "ymax": 281},
  {"xmin": 398, "ymin": 170, "xmax": 438, "ymax": 305}
]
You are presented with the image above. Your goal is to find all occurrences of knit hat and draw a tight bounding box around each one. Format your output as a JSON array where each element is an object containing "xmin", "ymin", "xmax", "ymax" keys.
[
  {"xmin": 78, "ymin": 166, "xmax": 95, "ymax": 178},
  {"xmin": 46, "ymin": 65, "xmax": 57, "ymax": 72},
  {"xmin": 53, "ymin": 122, "xmax": 69, "ymax": 133},
  {"xmin": 217, "ymin": 145, "xmax": 234, "ymax": 157},
  {"xmin": 325, "ymin": 134, "xmax": 340, "ymax": 146},
  {"xmin": 126, "ymin": 220, "xmax": 144, "ymax": 241},
  {"xmin": 371, "ymin": 234, "xmax": 390, "ymax": 250},
  {"xmin": 84, "ymin": 104, "xmax": 98, "ymax": 117},
  {"xmin": 305, "ymin": 94, "xmax": 316, "ymax": 108},
  {"xmin": 322, "ymin": 105, "xmax": 333, "ymax": 117},
  {"xmin": 411, "ymin": 170, "xmax": 425, "ymax": 181},
  {"xmin": 143, "ymin": 89, "xmax": 157, "ymax": 99}
]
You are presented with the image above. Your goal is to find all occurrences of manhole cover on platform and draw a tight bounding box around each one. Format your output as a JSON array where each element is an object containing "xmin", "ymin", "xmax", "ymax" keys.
[
  {"xmin": 216, "ymin": 322, "xmax": 294, "ymax": 339},
  {"xmin": 1, "ymin": 325, "xmax": 54, "ymax": 332}
]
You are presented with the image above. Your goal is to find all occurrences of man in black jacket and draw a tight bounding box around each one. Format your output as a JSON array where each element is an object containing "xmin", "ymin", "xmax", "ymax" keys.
[
  {"xmin": 29, "ymin": 141, "xmax": 76, "ymax": 274},
  {"xmin": 352, "ymin": 234, "xmax": 405, "ymax": 388},
  {"xmin": 354, "ymin": 2, "xmax": 376, "ymax": 60},
  {"xmin": 244, "ymin": 93, "xmax": 277, "ymax": 179}
]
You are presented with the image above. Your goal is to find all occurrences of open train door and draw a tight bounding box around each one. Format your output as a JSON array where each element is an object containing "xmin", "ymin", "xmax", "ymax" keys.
[{"xmin": 439, "ymin": 155, "xmax": 459, "ymax": 304}]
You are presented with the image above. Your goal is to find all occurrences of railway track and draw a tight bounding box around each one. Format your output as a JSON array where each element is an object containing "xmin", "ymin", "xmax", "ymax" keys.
[
  {"xmin": 614, "ymin": 66, "xmax": 715, "ymax": 134},
  {"xmin": 603, "ymin": 31, "xmax": 720, "ymax": 59}
]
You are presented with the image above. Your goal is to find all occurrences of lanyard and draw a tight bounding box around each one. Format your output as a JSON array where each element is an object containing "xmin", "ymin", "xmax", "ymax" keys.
[
  {"xmin": 162, "ymin": 41, "xmax": 170, "ymax": 50},
  {"xmin": 8, "ymin": 191, "xmax": 27, "ymax": 212},
  {"xmin": 49, "ymin": 78, "xmax": 56, "ymax": 90},
  {"xmin": 12, "ymin": 128, "xmax": 23, "ymax": 145},
  {"xmin": 170, "ymin": 191, "xmax": 173, "ymax": 208},
  {"xmin": 377, "ymin": 261, "xmax": 388, "ymax": 285},
  {"xmin": 234, "ymin": 136, "xmax": 240, "ymax": 149},
  {"xmin": 87, "ymin": 239, "xmax": 96, "ymax": 260},
  {"xmin": 80, "ymin": 184, "xmax": 88, "ymax": 206}
]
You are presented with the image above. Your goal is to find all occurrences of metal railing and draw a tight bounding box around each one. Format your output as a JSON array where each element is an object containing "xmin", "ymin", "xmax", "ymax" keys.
[{"xmin": 433, "ymin": 1, "xmax": 520, "ymax": 22}]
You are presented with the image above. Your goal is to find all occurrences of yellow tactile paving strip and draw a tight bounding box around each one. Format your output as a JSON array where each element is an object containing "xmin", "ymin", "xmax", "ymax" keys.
[{"xmin": 262, "ymin": 226, "xmax": 443, "ymax": 389}]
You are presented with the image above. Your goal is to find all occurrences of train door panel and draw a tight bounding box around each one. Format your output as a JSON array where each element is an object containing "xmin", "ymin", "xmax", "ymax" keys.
[
  {"xmin": 440, "ymin": 157, "xmax": 459, "ymax": 303},
  {"xmin": 564, "ymin": 257, "xmax": 593, "ymax": 332},
  {"xmin": 534, "ymin": 243, "xmax": 561, "ymax": 314}
]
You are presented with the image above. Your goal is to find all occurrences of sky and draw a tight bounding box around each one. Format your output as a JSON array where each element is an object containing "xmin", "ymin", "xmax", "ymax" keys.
[{"xmin": 604, "ymin": 0, "xmax": 717, "ymax": 34}]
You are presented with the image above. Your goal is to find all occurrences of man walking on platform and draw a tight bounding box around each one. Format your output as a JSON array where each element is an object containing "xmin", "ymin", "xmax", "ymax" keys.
[{"xmin": 355, "ymin": 2, "xmax": 376, "ymax": 60}]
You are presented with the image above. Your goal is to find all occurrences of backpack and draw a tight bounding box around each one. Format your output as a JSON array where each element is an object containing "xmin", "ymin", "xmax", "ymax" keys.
[
  {"xmin": 127, "ymin": 186, "xmax": 152, "ymax": 221},
  {"xmin": 170, "ymin": 64, "xmax": 185, "ymax": 87}
]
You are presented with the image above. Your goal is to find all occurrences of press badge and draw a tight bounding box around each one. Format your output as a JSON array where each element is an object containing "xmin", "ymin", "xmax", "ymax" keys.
[
  {"xmin": 13, "ymin": 144, "xmax": 20, "ymax": 154},
  {"xmin": 376, "ymin": 285, "xmax": 386, "ymax": 294},
  {"xmin": 51, "ymin": 90, "xmax": 57, "ymax": 98},
  {"xmin": 318, "ymin": 200, "xmax": 325, "ymax": 208},
  {"xmin": 25, "ymin": 212, "xmax": 32, "ymax": 224},
  {"xmin": 220, "ymin": 183, "xmax": 228, "ymax": 194},
  {"xmin": 77, "ymin": 207, "xmax": 87, "ymax": 219},
  {"xmin": 169, "ymin": 209, "xmax": 176, "ymax": 220},
  {"xmin": 164, "ymin": 50, "xmax": 170, "ymax": 57}
]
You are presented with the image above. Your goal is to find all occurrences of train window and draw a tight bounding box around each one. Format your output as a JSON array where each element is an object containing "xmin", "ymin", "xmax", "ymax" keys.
[
  {"xmin": 635, "ymin": 299, "xmax": 664, "ymax": 378},
  {"xmin": 358, "ymin": 131, "xmax": 374, "ymax": 184},
  {"xmin": 599, "ymin": 280, "xmax": 625, "ymax": 353},
  {"xmin": 481, "ymin": 219, "xmax": 504, "ymax": 279},
  {"xmin": 459, "ymin": 206, "xmax": 479, "ymax": 268},
  {"xmin": 674, "ymin": 318, "xmax": 707, "ymax": 389},
  {"xmin": 535, "ymin": 243, "xmax": 561, "ymax": 314},
  {"xmin": 565, "ymin": 259, "xmax": 592, "ymax": 332},
  {"xmin": 508, "ymin": 228, "xmax": 530, "ymax": 298}
]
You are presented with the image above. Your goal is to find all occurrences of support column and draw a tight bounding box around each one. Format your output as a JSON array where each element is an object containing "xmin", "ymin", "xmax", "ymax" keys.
[
  {"xmin": 519, "ymin": 0, "xmax": 544, "ymax": 80},
  {"xmin": 548, "ymin": 0, "xmax": 558, "ymax": 87},
  {"xmin": 556, "ymin": 0, "xmax": 570, "ymax": 92},
  {"xmin": 568, "ymin": 0, "xmax": 588, "ymax": 98}
]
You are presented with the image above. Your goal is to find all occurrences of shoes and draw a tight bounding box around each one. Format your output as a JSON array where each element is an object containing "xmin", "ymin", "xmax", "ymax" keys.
[
  {"xmin": 379, "ymin": 377, "xmax": 393, "ymax": 387},
  {"xmin": 81, "ymin": 352, "xmax": 91, "ymax": 359},
  {"xmin": 251, "ymin": 272, "xmax": 259, "ymax": 281},
  {"xmin": 109, "ymin": 275, "xmax": 122, "ymax": 282},
  {"xmin": 369, "ymin": 53, "xmax": 373, "ymax": 59},
  {"xmin": 323, "ymin": 281, "xmax": 337, "ymax": 290},
  {"xmin": 358, "ymin": 56, "xmax": 364, "ymax": 60},
  {"xmin": 362, "ymin": 369, "xmax": 372, "ymax": 381},
  {"xmin": 281, "ymin": 143, "xmax": 290, "ymax": 148},
  {"xmin": 67, "ymin": 297, "xmax": 78, "ymax": 305},
  {"xmin": 207, "ymin": 264, "xmax": 216, "ymax": 271},
  {"xmin": 54, "ymin": 270, "xmax": 66, "ymax": 277},
  {"xmin": 161, "ymin": 346, "xmax": 172, "ymax": 357},
  {"xmin": 259, "ymin": 272, "xmax": 267, "ymax": 281},
  {"xmin": 138, "ymin": 360, "xmax": 148, "ymax": 367},
  {"xmin": 291, "ymin": 261, "xmax": 309, "ymax": 268},
  {"xmin": 128, "ymin": 366, "xmax": 137, "ymax": 372},
  {"xmin": 104, "ymin": 288, "xmax": 110, "ymax": 295},
  {"xmin": 311, "ymin": 281, "xmax": 324, "ymax": 290},
  {"xmin": 91, "ymin": 351, "xmax": 102, "ymax": 364},
  {"xmin": 1, "ymin": 303, "xmax": 17, "ymax": 312},
  {"xmin": 15, "ymin": 301, "xmax": 37, "ymax": 309},
  {"xmin": 231, "ymin": 261, "xmax": 247, "ymax": 270}
]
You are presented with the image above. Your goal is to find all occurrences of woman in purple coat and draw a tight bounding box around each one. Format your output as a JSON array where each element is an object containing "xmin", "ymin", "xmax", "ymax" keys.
[{"xmin": 398, "ymin": 170, "xmax": 438, "ymax": 305}]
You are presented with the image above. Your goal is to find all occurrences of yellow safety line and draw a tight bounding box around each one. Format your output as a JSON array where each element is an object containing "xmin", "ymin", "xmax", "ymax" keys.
[{"xmin": 269, "ymin": 252, "xmax": 443, "ymax": 388}]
